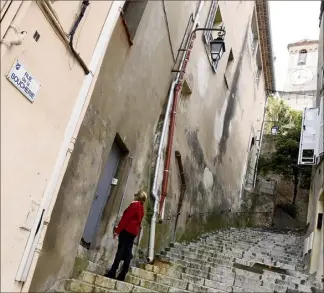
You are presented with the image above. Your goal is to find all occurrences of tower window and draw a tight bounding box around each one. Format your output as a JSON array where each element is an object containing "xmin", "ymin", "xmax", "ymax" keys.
[{"xmin": 297, "ymin": 49, "xmax": 307, "ymax": 66}]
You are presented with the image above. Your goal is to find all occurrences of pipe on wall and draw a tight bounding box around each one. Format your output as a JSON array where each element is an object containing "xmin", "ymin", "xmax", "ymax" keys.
[
  {"xmin": 37, "ymin": 1, "xmax": 90, "ymax": 74},
  {"xmin": 148, "ymin": 1, "xmax": 204, "ymax": 263},
  {"xmin": 0, "ymin": 0, "xmax": 31, "ymax": 59},
  {"xmin": 159, "ymin": 28, "xmax": 196, "ymax": 214},
  {"xmin": 15, "ymin": 1, "xmax": 125, "ymax": 286}
]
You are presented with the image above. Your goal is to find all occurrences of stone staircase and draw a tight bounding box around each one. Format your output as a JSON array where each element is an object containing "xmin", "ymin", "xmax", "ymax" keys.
[{"xmin": 50, "ymin": 228, "xmax": 320, "ymax": 292}]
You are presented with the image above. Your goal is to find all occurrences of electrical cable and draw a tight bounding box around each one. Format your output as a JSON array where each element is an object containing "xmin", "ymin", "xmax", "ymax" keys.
[
  {"xmin": 162, "ymin": 0, "xmax": 176, "ymax": 63},
  {"xmin": 69, "ymin": 0, "xmax": 90, "ymax": 75}
]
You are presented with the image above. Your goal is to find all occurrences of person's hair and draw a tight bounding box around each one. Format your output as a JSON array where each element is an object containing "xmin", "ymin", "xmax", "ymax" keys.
[{"xmin": 134, "ymin": 190, "xmax": 147, "ymax": 203}]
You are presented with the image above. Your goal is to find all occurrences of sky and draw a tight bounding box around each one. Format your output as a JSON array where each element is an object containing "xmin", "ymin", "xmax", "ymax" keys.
[{"xmin": 269, "ymin": 1, "xmax": 321, "ymax": 90}]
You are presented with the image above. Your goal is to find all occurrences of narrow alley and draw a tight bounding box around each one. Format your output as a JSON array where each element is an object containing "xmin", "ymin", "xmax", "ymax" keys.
[{"xmin": 1, "ymin": 1, "xmax": 323, "ymax": 292}]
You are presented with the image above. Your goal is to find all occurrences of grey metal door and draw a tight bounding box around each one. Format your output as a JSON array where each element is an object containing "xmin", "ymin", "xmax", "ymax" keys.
[{"xmin": 82, "ymin": 143, "xmax": 121, "ymax": 245}]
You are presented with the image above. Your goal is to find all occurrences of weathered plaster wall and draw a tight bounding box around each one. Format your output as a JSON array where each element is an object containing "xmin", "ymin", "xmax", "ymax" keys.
[
  {"xmin": 30, "ymin": 1, "xmax": 269, "ymax": 291},
  {"xmin": 1, "ymin": 1, "xmax": 113, "ymax": 292}
]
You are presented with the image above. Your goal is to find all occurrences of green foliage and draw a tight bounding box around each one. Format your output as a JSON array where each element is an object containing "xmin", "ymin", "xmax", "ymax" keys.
[
  {"xmin": 259, "ymin": 95, "xmax": 312, "ymax": 204},
  {"xmin": 264, "ymin": 95, "xmax": 302, "ymax": 135}
]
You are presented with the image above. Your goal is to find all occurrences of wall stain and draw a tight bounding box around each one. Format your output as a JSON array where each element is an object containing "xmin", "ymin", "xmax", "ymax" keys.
[
  {"xmin": 218, "ymin": 25, "xmax": 250, "ymax": 162},
  {"xmin": 186, "ymin": 129, "xmax": 206, "ymax": 169}
]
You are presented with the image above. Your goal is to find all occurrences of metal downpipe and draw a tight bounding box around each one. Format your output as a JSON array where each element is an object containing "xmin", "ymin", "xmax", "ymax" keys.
[{"xmin": 147, "ymin": 1, "xmax": 204, "ymax": 263}]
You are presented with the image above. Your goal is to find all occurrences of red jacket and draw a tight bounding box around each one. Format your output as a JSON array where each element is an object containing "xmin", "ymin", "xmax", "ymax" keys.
[{"xmin": 115, "ymin": 201, "xmax": 144, "ymax": 236}]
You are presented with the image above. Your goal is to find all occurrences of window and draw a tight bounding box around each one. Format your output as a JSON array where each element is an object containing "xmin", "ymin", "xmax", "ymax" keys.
[
  {"xmin": 204, "ymin": 1, "xmax": 224, "ymax": 72},
  {"xmin": 250, "ymin": 9, "xmax": 259, "ymax": 55},
  {"xmin": 255, "ymin": 46, "xmax": 262, "ymax": 82},
  {"xmin": 224, "ymin": 49, "xmax": 234, "ymax": 88},
  {"xmin": 121, "ymin": 0, "xmax": 148, "ymax": 45},
  {"xmin": 297, "ymin": 49, "xmax": 307, "ymax": 65}
]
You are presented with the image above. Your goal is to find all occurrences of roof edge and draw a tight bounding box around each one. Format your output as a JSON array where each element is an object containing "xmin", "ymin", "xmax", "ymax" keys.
[{"xmin": 256, "ymin": 0, "xmax": 276, "ymax": 92}]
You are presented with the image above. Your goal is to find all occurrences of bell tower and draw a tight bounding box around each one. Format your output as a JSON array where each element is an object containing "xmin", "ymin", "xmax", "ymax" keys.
[{"xmin": 282, "ymin": 39, "xmax": 319, "ymax": 110}]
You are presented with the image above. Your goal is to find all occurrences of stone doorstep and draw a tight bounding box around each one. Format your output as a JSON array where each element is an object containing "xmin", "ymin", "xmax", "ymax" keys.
[
  {"xmin": 77, "ymin": 245, "xmax": 97, "ymax": 263},
  {"xmin": 78, "ymin": 271, "xmax": 155, "ymax": 293},
  {"xmin": 72, "ymin": 257, "xmax": 106, "ymax": 279},
  {"xmin": 130, "ymin": 266, "xmax": 233, "ymax": 292}
]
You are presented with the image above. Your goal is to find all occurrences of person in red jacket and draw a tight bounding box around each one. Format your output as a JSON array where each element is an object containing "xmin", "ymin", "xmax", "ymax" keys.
[{"xmin": 104, "ymin": 190, "xmax": 147, "ymax": 281}]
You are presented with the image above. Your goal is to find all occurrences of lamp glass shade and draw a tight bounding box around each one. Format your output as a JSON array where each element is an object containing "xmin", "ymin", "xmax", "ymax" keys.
[{"xmin": 210, "ymin": 38, "xmax": 225, "ymax": 62}]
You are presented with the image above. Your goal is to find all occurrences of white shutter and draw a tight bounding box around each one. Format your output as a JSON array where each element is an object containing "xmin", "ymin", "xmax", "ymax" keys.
[
  {"xmin": 298, "ymin": 107, "xmax": 318, "ymax": 165},
  {"xmin": 316, "ymin": 97, "xmax": 324, "ymax": 157}
]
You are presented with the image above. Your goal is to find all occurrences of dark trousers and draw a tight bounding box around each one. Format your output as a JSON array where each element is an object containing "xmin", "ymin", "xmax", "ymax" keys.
[{"xmin": 106, "ymin": 230, "xmax": 135, "ymax": 281}]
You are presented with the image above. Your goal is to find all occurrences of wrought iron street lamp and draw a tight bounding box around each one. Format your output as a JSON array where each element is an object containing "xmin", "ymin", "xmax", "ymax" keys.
[
  {"xmin": 190, "ymin": 27, "xmax": 226, "ymax": 64},
  {"xmin": 210, "ymin": 36, "xmax": 226, "ymax": 62}
]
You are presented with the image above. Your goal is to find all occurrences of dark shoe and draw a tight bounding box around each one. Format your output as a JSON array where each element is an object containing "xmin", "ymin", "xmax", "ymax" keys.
[
  {"xmin": 116, "ymin": 273, "xmax": 126, "ymax": 281},
  {"xmin": 104, "ymin": 271, "xmax": 116, "ymax": 279}
]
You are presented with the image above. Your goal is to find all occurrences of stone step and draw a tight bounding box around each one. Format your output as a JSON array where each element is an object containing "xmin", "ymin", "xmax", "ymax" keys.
[
  {"xmin": 66, "ymin": 278, "xmax": 121, "ymax": 293},
  {"xmin": 78, "ymin": 271, "xmax": 156, "ymax": 293},
  {"xmin": 184, "ymin": 240, "xmax": 302, "ymax": 260},
  {"xmin": 156, "ymin": 253, "xmax": 309, "ymax": 290},
  {"xmin": 72, "ymin": 256, "xmax": 106, "ymax": 278},
  {"xmin": 130, "ymin": 266, "xmax": 230, "ymax": 292},
  {"xmin": 141, "ymin": 263, "xmax": 235, "ymax": 286},
  {"xmin": 125, "ymin": 272, "xmax": 190, "ymax": 292},
  {"xmin": 167, "ymin": 245, "xmax": 298, "ymax": 268}
]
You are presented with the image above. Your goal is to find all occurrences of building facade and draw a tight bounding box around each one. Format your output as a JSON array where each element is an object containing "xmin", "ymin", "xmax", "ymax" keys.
[
  {"xmin": 1, "ymin": 1, "xmax": 124, "ymax": 292},
  {"xmin": 281, "ymin": 39, "xmax": 318, "ymax": 111},
  {"xmin": 300, "ymin": 1, "xmax": 324, "ymax": 289},
  {"xmin": 1, "ymin": 1, "xmax": 275, "ymax": 292}
]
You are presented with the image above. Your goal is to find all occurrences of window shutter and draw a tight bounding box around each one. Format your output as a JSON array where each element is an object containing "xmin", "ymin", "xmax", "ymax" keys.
[
  {"xmin": 204, "ymin": 1, "xmax": 218, "ymax": 44},
  {"xmin": 298, "ymin": 107, "xmax": 318, "ymax": 165},
  {"xmin": 317, "ymin": 96, "xmax": 324, "ymax": 157}
]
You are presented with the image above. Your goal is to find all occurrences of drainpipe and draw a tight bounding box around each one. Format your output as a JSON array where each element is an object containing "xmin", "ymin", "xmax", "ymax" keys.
[
  {"xmin": 159, "ymin": 25, "xmax": 196, "ymax": 214},
  {"xmin": 147, "ymin": 0, "xmax": 204, "ymax": 263},
  {"xmin": 15, "ymin": 1, "xmax": 124, "ymax": 284}
]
